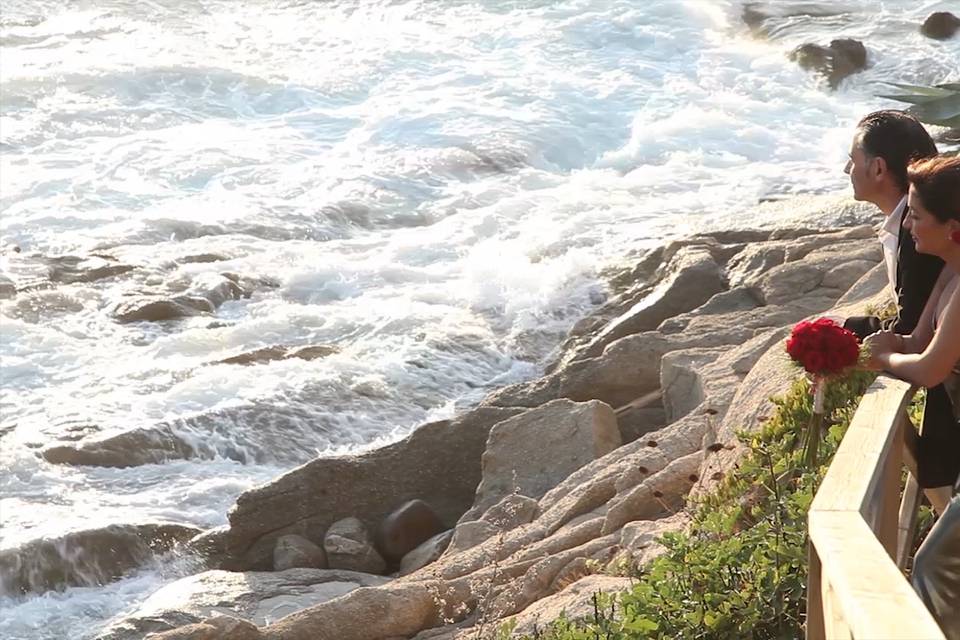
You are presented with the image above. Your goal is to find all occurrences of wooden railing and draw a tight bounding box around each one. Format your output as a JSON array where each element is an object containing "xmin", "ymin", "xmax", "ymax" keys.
[{"xmin": 806, "ymin": 376, "xmax": 945, "ymax": 639}]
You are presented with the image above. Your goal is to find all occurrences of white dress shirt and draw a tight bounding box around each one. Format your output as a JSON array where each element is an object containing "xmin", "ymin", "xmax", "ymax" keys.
[{"xmin": 879, "ymin": 195, "xmax": 907, "ymax": 302}]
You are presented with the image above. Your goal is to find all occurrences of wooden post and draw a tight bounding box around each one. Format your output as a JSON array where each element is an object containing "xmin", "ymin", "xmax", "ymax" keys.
[{"xmin": 806, "ymin": 542, "xmax": 825, "ymax": 640}]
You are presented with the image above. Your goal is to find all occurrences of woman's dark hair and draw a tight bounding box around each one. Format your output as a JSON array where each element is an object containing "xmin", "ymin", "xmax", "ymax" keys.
[
  {"xmin": 857, "ymin": 110, "xmax": 938, "ymax": 192},
  {"xmin": 907, "ymin": 155, "xmax": 960, "ymax": 223}
]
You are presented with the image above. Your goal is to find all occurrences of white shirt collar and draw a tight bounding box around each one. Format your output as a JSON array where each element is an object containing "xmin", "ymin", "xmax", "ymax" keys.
[{"xmin": 882, "ymin": 195, "xmax": 908, "ymax": 235}]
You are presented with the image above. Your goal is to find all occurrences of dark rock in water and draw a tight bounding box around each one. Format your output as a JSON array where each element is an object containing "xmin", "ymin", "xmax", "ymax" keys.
[
  {"xmin": 921, "ymin": 12, "xmax": 960, "ymax": 39},
  {"xmin": 0, "ymin": 522, "xmax": 201, "ymax": 595},
  {"xmin": 220, "ymin": 406, "xmax": 523, "ymax": 571},
  {"xmin": 176, "ymin": 253, "xmax": 231, "ymax": 264},
  {"xmin": 0, "ymin": 273, "xmax": 16, "ymax": 299},
  {"xmin": 112, "ymin": 297, "xmax": 209, "ymax": 323},
  {"xmin": 45, "ymin": 255, "xmax": 135, "ymax": 285},
  {"xmin": 791, "ymin": 38, "xmax": 867, "ymax": 88},
  {"xmin": 42, "ymin": 425, "xmax": 197, "ymax": 467},
  {"xmin": 93, "ymin": 568, "xmax": 387, "ymax": 640},
  {"xmin": 375, "ymin": 499, "xmax": 444, "ymax": 563},
  {"xmin": 112, "ymin": 275, "xmax": 246, "ymax": 323},
  {"xmin": 215, "ymin": 344, "xmax": 338, "ymax": 366}
]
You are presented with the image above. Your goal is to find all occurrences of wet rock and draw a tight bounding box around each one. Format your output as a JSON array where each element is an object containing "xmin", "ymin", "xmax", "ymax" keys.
[
  {"xmin": 0, "ymin": 523, "xmax": 201, "ymax": 595},
  {"xmin": 376, "ymin": 499, "xmax": 445, "ymax": 564},
  {"xmin": 273, "ymin": 535, "xmax": 327, "ymax": 571},
  {"xmin": 95, "ymin": 568, "xmax": 388, "ymax": 640},
  {"xmin": 323, "ymin": 518, "xmax": 387, "ymax": 575},
  {"xmin": 214, "ymin": 344, "xmax": 338, "ymax": 367},
  {"xmin": 46, "ymin": 255, "xmax": 135, "ymax": 285},
  {"xmin": 112, "ymin": 274, "xmax": 246, "ymax": 323},
  {"xmin": 0, "ymin": 273, "xmax": 16, "ymax": 299},
  {"xmin": 791, "ymin": 39, "xmax": 867, "ymax": 88},
  {"xmin": 921, "ymin": 12, "xmax": 960, "ymax": 39},
  {"xmin": 42, "ymin": 425, "xmax": 196, "ymax": 468},
  {"xmin": 221, "ymin": 406, "xmax": 523, "ymax": 570},
  {"xmin": 176, "ymin": 253, "xmax": 231, "ymax": 265}
]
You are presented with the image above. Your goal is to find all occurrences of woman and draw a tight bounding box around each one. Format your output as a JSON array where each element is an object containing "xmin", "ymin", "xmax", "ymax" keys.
[{"xmin": 864, "ymin": 154, "xmax": 960, "ymax": 638}]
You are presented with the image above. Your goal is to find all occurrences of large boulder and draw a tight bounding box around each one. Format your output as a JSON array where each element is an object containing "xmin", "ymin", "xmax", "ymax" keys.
[
  {"xmin": 0, "ymin": 523, "xmax": 201, "ymax": 595},
  {"xmin": 375, "ymin": 499, "xmax": 445, "ymax": 564},
  {"xmin": 222, "ymin": 406, "xmax": 523, "ymax": 570},
  {"xmin": 573, "ymin": 246, "xmax": 724, "ymax": 360},
  {"xmin": 465, "ymin": 399, "xmax": 621, "ymax": 520},
  {"xmin": 95, "ymin": 568, "xmax": 388, "ymax": 640},
  {"xmin": 921, "ymin": 12, "xmax": 960, "ymax": 39}
]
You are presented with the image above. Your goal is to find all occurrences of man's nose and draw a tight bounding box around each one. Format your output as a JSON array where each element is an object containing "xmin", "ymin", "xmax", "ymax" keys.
[{"xmin": 844, "ymin": 159, "xmax": 852, "ymax": 175}]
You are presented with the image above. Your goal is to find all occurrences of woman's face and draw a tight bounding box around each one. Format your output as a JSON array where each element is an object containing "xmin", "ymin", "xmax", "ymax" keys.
[{"xmin": 905, "ymin": 186, "xmax": 959, "ymax": 258}]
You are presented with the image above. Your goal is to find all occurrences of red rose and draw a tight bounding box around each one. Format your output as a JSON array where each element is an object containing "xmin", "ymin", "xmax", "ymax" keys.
[{"xmin": 785, "ymin": 318, "xmax": 860, "ymax": 375}]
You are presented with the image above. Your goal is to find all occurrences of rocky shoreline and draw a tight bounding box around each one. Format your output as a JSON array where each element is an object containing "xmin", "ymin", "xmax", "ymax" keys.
[{"xmin": 4, "ymin": 195, "xmax": 897, "ymax": 639}]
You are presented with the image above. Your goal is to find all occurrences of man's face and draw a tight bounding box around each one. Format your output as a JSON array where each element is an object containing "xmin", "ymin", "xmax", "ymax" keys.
[{"xmin": 844, "ymin": 136, "xmax": 879, "ymax": 203}]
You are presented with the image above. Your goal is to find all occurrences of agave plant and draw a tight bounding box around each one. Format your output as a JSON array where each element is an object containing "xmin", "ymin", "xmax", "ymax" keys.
[{"xmin": 879, "ymin": 82, "xmax": 960, "ymax": 128}]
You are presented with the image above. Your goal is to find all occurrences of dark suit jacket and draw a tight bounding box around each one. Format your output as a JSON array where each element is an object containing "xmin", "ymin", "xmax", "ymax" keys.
[
  {"xmin": 844, "ymin": 203, "xmax": 944, "ymax": 339},
  {"xmin": 847, "ymin": 204, "xmax": 954, "ymax": 487}
]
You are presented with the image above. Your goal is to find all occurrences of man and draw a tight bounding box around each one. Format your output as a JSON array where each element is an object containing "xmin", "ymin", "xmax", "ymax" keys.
[
  {"xmin": 843, "ymin": 109, "xmax": 943, "ymax": 338},
  {"xmin": 844, "ymin": 110, "xmax": 954, "ymax": 498}
]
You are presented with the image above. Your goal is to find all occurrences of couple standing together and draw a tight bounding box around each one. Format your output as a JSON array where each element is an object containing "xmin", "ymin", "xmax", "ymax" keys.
[{"xmin": 840, "ymin": 110, "xmax": 959, "ymax": 636}]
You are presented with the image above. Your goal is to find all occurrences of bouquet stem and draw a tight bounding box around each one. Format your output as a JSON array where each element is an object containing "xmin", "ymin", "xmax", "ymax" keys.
[{"xmin": 802, "ymin": 379, "xmax": 827, "ymax": 468}]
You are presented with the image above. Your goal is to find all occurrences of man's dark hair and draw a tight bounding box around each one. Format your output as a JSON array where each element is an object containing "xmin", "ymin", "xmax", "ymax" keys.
[{"xmin": 856, "ymin": 110, "xmax": 938, "ymax": 193}]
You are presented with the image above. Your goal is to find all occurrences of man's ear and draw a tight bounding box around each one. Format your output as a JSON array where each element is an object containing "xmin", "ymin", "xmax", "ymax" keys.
[{"xmin": 871, "ymin": 155, "xmax": 888, "ymax": 180}]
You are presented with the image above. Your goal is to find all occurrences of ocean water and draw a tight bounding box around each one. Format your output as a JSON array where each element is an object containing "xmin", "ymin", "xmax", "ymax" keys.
[{"xmin": 1, "ymin": 0, "xmax": 958, "ymax": 637}]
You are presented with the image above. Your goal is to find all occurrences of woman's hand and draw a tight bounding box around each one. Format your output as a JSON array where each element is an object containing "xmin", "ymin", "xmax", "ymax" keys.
[{"xmin": 862, "ymin": 330, "xmax": 900, "ymax": 371}]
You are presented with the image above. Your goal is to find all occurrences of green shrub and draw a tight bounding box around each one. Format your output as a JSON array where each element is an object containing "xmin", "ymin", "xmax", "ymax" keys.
[{"xmin": 515, "ymin": 370, "xmax": 878, "ymax": 640}]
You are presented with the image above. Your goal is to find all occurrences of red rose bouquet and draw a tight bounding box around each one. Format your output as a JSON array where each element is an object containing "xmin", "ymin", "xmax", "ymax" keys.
[{"xmin": 785, "ymin": 318, "xmax": 861, "ymax": 466}]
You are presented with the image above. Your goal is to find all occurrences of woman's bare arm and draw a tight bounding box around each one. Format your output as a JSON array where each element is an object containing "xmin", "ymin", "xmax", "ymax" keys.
[{"xmin": 877, "ymin": 285, "xmax": 960, "ymax": 387}]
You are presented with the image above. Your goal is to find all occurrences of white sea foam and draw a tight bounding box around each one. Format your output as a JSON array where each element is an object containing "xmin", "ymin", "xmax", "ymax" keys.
[{"xmin": 1, "ymin": 0, "xmax": 958, "ymax": 637}]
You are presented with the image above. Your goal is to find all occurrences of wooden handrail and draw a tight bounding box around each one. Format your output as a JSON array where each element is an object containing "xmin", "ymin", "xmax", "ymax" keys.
[{"xmin": 806, "ymin": 376, "xmax": 945, "ymax": 640}]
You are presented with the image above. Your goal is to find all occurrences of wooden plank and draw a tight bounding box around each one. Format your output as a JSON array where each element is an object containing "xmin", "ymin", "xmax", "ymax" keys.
[
  {"xmin": 897, "ymin": 472, "xmax": 921, "ymax": 570},
  {"xmin": 806, "ymin": 543, "xmax": 825, "ymax": 640},
  {"xmin": 810, "ymin": 377, "xmax": 914, "ymax": 516},
  {"xmin": 809, "ymin": 511, "xmax": 944, "ymax": 639}
]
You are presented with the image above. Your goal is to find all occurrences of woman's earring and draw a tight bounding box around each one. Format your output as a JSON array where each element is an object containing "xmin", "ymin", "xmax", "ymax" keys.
[{"xmin": 952, "ymin": 231, "xmax": 960, "ymax": 244}]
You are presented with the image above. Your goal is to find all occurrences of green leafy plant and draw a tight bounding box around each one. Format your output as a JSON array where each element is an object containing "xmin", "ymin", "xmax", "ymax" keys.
[
  {"xmin": 513, "ymin": 370, "xmax": 879, "ymax": 640},
  {"xmin": 879, "ymin": 82, "xmax": 960, "ymax": 128}
]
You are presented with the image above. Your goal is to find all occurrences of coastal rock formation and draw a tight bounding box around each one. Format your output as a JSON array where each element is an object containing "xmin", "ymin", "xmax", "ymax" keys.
[
  {"xmin": 155, "ymin": 201, "xmax": 894, "ymax": 639},
  {"xmin": 0, "ymin": 523, "xmax": 201, "ymax": 595},
  {"xmin": 221, "ymin": 406, "xmax": 523, "ymax": 570},
  {"xmin": 921, "ymin": 12, "xmax": 960, "ymax": 39},
  {"xmin": 465, "ymin": 399, "xmax": 621, "ymax": 520},
  {"xmin": 96, "ymin": 568, "xmax": 388, "ymax": 640},
  {"xmin": 791, "ymin": 38, "xmax": 868, "ymax": 88},
  {"xmin": 112, "ymin": 273, "xmax": 247, "ymax": 323}
]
